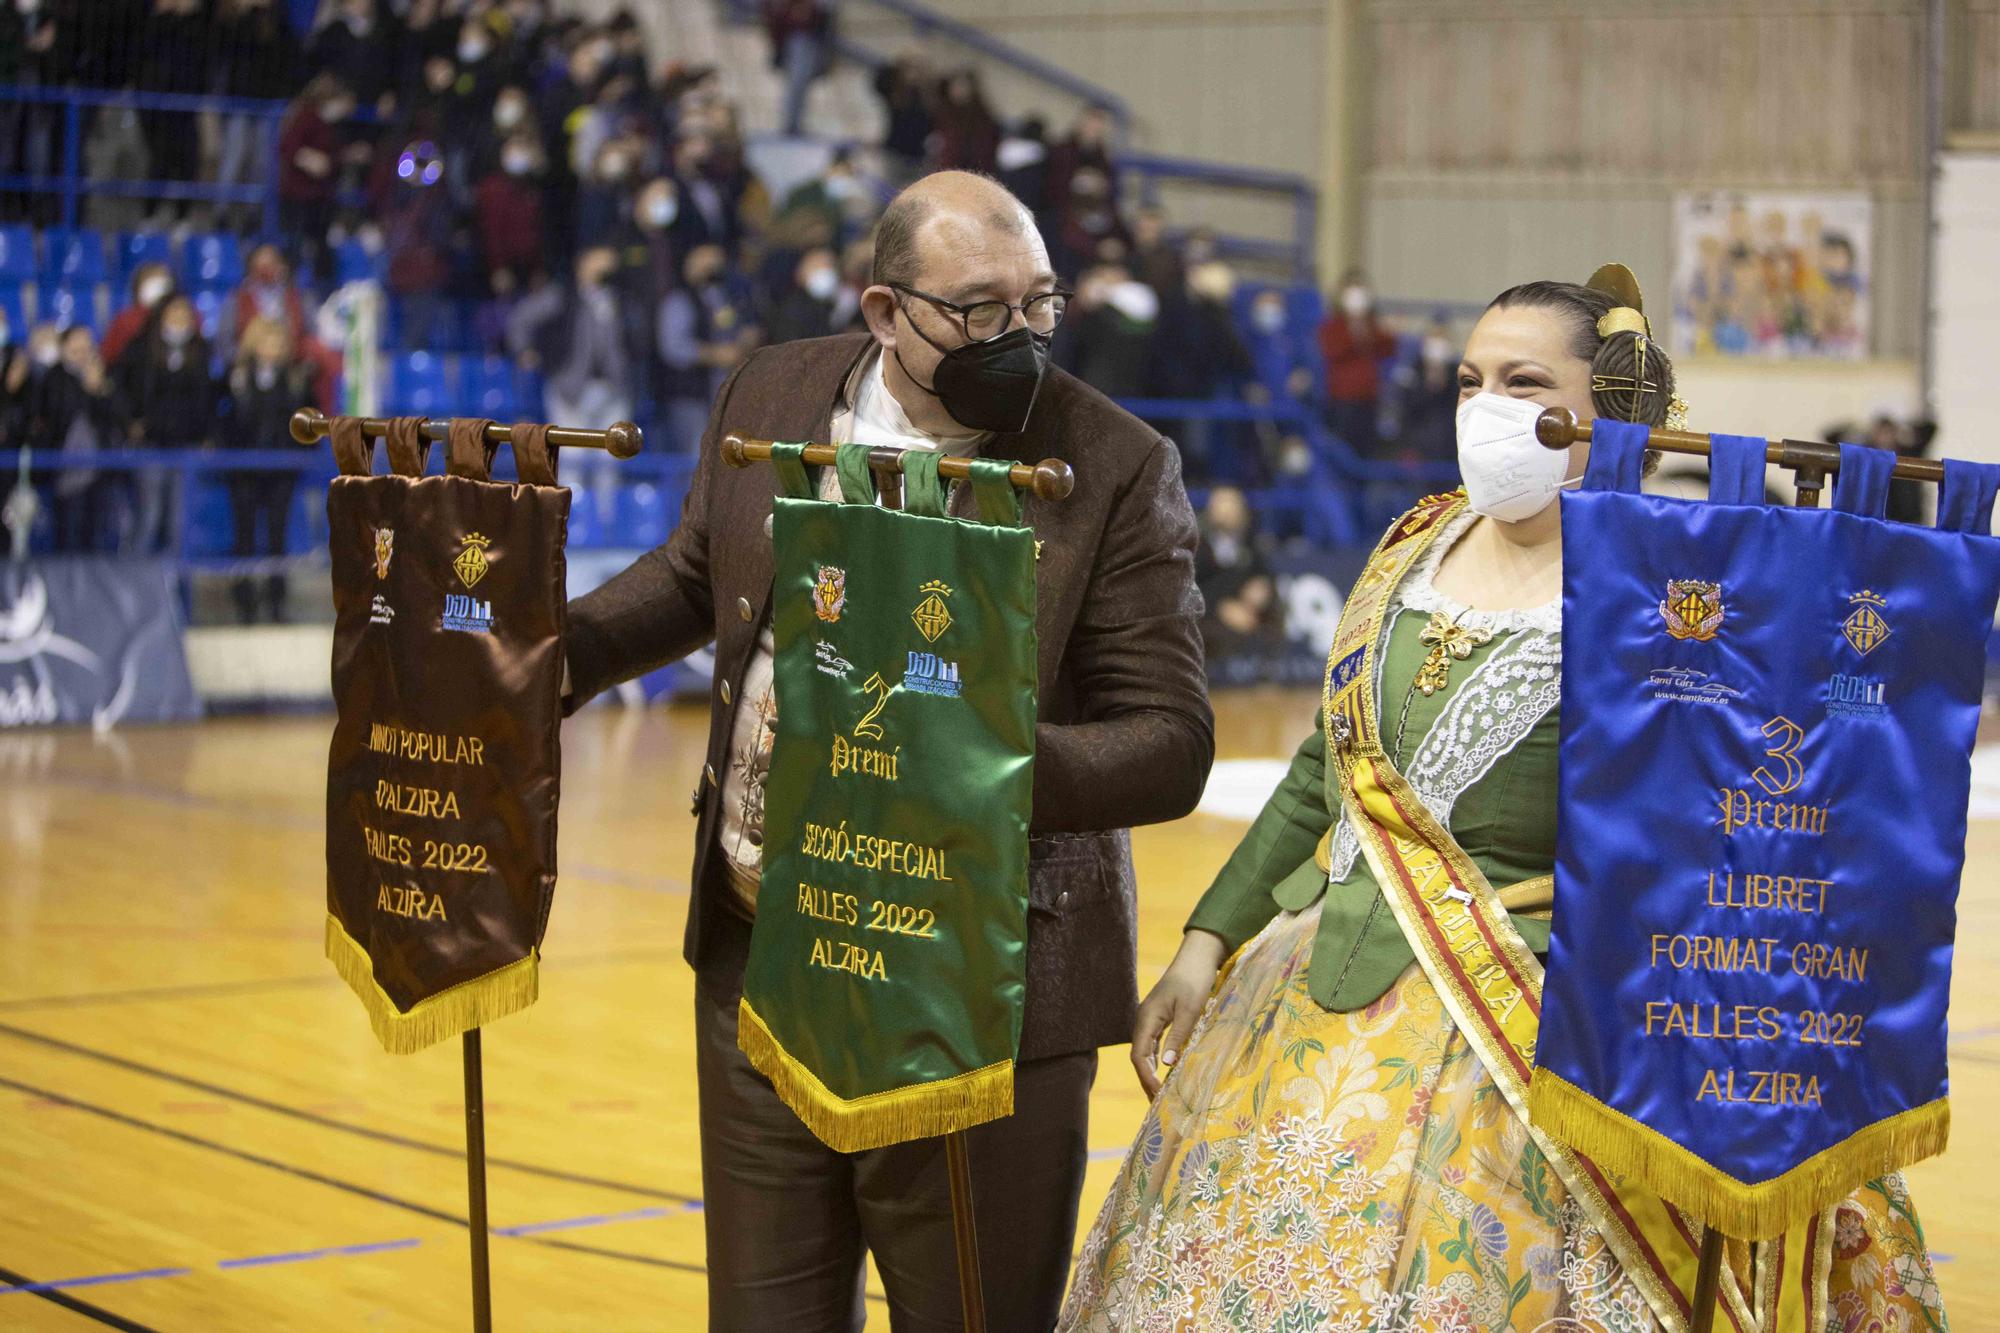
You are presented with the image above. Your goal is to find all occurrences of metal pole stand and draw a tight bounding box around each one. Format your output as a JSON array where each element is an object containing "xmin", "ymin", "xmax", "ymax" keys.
[
  {"xmin": 944, "ymin": 1131, "xmax": 986, "ymax": 1333},
  {"xmin": 463, "ymin": 1029, "xmax": 492, "ymax": 1333}
]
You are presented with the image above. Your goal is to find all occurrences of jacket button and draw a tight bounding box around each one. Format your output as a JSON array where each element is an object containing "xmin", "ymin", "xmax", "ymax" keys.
[
  {"xmin": 737, "ymin": 597, "xmax": 753, "ymax": 622},
  {"xmin": 703, "ymin": 763, "xmax": 717, "ymax": 786},
  {"xmin": 764, "ymin": 513, "xmax": 774, "ymax": 539},
  {"xmin": 1056, "ymin": 890, "xmax": 1070, "ymax": 910},
  {"xmin": 719, "ymin": 680, "xmax": 732, "ymax": 706}
]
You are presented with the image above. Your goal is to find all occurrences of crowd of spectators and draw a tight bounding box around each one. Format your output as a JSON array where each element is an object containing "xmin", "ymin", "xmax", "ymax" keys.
[{"xmin": 0, "ymin": 0, "xmax": 1451, "ymax": 580}]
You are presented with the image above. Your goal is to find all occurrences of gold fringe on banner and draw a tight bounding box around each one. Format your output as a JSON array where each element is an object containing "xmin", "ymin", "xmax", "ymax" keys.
[
  {"xmin": 325, "ymin": 915, "xmax": 540, "ymax": 1055},
  {"xmin": 1529, "ymin": 1068, "xmax": 1948, "ymax": 1240},
  {"xmin": 738, "ymin": 997, "xmax": 1014, "ymax": 1153}
]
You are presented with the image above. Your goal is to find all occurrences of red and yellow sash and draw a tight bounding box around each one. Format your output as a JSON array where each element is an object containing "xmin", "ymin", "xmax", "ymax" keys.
[{"xmin": 1320, "ymin": 491, "xmax": 1831, "ymax": 1333}]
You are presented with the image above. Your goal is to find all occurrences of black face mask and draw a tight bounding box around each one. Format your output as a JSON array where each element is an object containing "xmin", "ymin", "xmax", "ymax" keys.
[{"xmin": 895, "ymin": 315, "xmax": 1050, "ymax": 435}]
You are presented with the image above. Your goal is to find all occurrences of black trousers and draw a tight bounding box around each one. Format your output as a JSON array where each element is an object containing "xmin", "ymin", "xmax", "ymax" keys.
[{"xmin": 694, "ymin": 976, "xmax": 1095, "ymax": 1332}]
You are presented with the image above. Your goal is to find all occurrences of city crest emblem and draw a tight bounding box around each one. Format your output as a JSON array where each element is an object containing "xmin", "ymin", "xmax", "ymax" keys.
[
  {"xmin": 373, "ymin": 528, "xmax": 394, "ymax": 580},
  {"xmin": 1843, "ymin": 589, "xmax": 1892, "ymax": 656},
  {"xmin": 452, "ymin": 533, "xmax": 492, "ymax": 589},
  {"xmin": 911, "ymin": 580, "xmax": 954, "ymax": 643},
  {"xmin": 1659, "ymin": 579, "xmax": 1725, "ymax": 642},
  {"xmin": 813, "ymin": 565, "xmax": 847, "ymax": 623}
]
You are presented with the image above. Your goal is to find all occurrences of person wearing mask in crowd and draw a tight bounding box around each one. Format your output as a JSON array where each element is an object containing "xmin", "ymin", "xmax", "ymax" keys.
[
  {"xmin": 450, "ymin": 16, "xmax": 506, "ymax": 112},
  {"xmin": 561, "ymin": 168, "xmax": 1210, "ymax": 1333},
  {"xmin": 670, "ymin": 131, "xmax": 742, "ymax": 256},
  {"xmin": 229, "ymin": 243, "xmax": 341, "ymax": 406},
  {"xmin": 36, "ymin": 326, "xmax": 130, "ymax": 554},
  {"xmin": 0, "ymin": 305, "xmax": 31, "ymax": 453},
  {"xmin": 401, "ymin": 55, "xmax": 473, "ymax": 167},
  {"xmin": 308, "ymin": 0, "xmax": 399, "ymax": 118},
  {"xmin": 658, "ymin": 242, "xmax": 759, "ymax": 454},
  {"xmin": 222, "ymin": 245, "xmax": 304, "ymax": 355},
  {"xmin": 1064, "ymin": 273, "xmax": 1948, "ymax": 1333},
  {"xmin": 224, "ymin": 317, "xmax": 314, "ymax": 624},
  {"xmin": 1194, "ymin": 484, "xmax": 1282, "ymax": 679},
  {"xmin": 764, "ymin": 0, "xmax": 831, "ymax": 137},
  {"xmin": 212, "ymin": 0, "xmax": 302, "ymax": 229},
  {"xmin": 1044, "ymin": 103, "xmax": 1117, "ymax": 219},
  {"xmin": 483, "ymin": 84, "xmax": 537, "ymax": 174},
  {"xmin": 774, "ymin": 149, "xmax": 874, "ymax": 249},
  {"xmin": 599, "ymin": 9, "xmax": 650, "ymax": 92},
  {"xmin": 508, "ymin": 245, "xmax": 651, "ymax": 502},
  {"xmin": 1054, "ymin": 166, "xmax": 1130, "ymax": 280},
  {"xmin": 373, "ymin": 138, "xmax": 456, "ymax": 350},
  {"xmin": 1147, "ymin": 259, "xmax": 1252, "ymax": 481},
  {"xmin": 1244, "ymin": 286, "xmax": 1317, "ymax": 408},
  {"xmin": 120, "ymin": 292, "xmax": 216, "ymax": 557},
  {"xmin": 508, "ymin": 244, "xmax": 648, "ymax": 423},
  {"xmin": 1386, "ymin": 314, "xmax": 1461, "ymax": 463},
  {"xmin": 997, "ymin": 115, "xmax": 1052, "ymax": 234},
  {"xmin": 1129, "ymin": 206, "xmax": 1184, "ymax": 297},
  {"xmin": 763, "ymin": 246, "xmax": 842, "ymax": 346},
  {"xmin": 0, "ymin": 0, "xmax": 65, "ymax": 224},
  {"xmin": 101, "ymin": 263, "xmax": 178, "ymax": 369},
  {"xmin": 474, "ymin": 134, "xmax": 549, "ymax": 298},
  {"xmin": 621, "ymin": 175, "xmax": 685, "ymax": 309},
  {"xmin": 928, "ymin": 69, "xmax": 1000, "ymax": 174},
  {"xmin": 1065, "ymin": 261, "xmax": 1156, "ymax": 399},
  {"xmin": 577, "ymin": 137, "xmax": 642, "ymax": 250},
  {"xmin": 872, "ymin": 51, "xmax": 934, "ymax": 184},
  {"xmin": 135, "ymin": 0, "xmax": 206, "ymax": 222},
  {"xmin": 1318, "ymin": 268, "xmax": 1398, "ymax": 457},
  {"xmin": 278, "ymin": 75, "xmax": 355, "ymax": 282}
]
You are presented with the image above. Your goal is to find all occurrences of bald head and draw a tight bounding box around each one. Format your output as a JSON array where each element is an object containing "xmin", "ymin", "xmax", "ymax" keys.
[{"xmin": 871, "ymin": 171, "xmax": 1042, "ymax": 292}]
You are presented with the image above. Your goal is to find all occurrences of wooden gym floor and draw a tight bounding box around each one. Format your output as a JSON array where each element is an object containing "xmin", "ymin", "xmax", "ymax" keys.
[{"xmin": 1, "ymin": 691, "xmax": 1996, "ymax": 1330}]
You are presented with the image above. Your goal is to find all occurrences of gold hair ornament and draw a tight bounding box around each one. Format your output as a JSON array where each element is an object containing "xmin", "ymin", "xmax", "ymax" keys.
[
  {"xmin": 1597, "ymin": 307, "xmax": 1650, "ymax": 338},
  {"xmin": 1585, "ymin": 262, "xmax": 1653, "ymax": 339}
]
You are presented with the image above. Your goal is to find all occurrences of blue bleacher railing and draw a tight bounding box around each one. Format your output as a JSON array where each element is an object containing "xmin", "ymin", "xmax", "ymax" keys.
[
  {"xmin": 5, "ymin": 397, "xmax": 1448, "ymax": 574},
  {"xmin": 0, "ymin": 83, "xmax": 375, "ymax": 235}
]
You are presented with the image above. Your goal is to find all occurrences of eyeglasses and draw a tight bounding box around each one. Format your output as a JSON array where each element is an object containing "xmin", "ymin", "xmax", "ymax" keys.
[{"xmin": 890, "ymin": 283, "xmax": 1070, "ymax": 342}]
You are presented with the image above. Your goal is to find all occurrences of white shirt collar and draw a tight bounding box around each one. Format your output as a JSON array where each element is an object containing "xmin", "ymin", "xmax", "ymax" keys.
[{"xmin": 840, "ymin": 345, "xmax": 988, "ymax": 457}]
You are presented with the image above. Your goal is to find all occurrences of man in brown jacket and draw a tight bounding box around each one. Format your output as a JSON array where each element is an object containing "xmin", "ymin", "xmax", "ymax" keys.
[{"xmin": 564, "ymin": 171, "xmax": 1212, "ymax": 1330}]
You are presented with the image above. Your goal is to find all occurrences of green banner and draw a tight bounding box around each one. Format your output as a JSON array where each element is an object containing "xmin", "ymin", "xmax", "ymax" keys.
[{"xmin": 739, "ymin": 443, "xmax": 1038, "ymax": 1152}]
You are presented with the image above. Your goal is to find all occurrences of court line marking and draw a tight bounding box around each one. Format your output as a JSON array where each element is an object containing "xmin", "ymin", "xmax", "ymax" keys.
[
  {"xmin": 0, "ymin": 1266, "xmax": 193, "ymax": 1294},
  {"xmin": 0, "ymin": 1021, "xmax": 700, "ymax": 1203},
  {"xmin": 0, "ymin": 1260, "xmax": 167, "ymax": 1330},
  {"xmin": 0, "ymin": 1073, "xmax": 710, "ymax": 1278},
  {"xmin": 216, "ymin": 1238, "xmax": 423, "ymax": 1269},
  {"xmin": 494, "ymin": 1203, "xmax": 704, "ymax": 1237}
]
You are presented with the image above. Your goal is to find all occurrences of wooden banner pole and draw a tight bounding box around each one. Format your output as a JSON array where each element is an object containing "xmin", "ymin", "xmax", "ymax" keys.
[
  {"xmin": 1690, "ymin": 1229, "xmax": 1725, "ymax": 1333},
  {"xmin": 463, "ymin": 1029, "xmax": 493, "ymax": 1333},
  {"xmin": 943, "ymin": 1131, "xmax": 986, "ymax": 1333}
]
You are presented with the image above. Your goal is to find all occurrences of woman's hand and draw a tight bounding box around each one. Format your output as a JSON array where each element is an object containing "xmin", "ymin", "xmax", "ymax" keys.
[{"xmin": 1130, "ymin": 929, "xmax": 1229, "ymax": 1098}]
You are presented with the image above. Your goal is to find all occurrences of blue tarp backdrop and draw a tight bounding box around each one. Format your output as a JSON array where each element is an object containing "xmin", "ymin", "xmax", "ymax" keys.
[{"xmin": 0, "ymin": 558, "xmax": 201, "ymax": 729}]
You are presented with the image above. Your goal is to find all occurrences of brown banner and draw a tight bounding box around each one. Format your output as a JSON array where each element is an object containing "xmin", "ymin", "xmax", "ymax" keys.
[{"xmin": 324, "ymin": 416, "xmax": 570, "ymax": 1053}]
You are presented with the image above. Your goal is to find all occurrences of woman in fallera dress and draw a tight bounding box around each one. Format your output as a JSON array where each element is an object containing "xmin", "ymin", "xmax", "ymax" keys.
[{"xmin": 1058, "ymin": 269, "xmax": 1948, "ymax": 1333}]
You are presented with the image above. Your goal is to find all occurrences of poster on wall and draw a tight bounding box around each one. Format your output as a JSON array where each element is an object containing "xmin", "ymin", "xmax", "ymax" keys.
[{"xmin": 1671, "ymin": 192, "xmax": 1872, "ymax": 360}]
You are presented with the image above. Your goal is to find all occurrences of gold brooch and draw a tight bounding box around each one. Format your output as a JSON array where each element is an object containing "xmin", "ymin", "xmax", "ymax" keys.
[{"xmin": 1415, "ymin": 611, "xmax": 1493, "ymax": 696}]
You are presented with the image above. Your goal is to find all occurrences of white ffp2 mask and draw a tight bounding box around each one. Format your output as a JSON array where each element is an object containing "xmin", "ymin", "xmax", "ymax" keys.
[{"xmin": 1455, "ymin": 392, "xmax": 1576, "ymax": 522}]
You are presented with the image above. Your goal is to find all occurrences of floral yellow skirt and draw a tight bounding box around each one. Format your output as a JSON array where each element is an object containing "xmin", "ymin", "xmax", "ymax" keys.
[{"xmin": 1060, "ymin": 905, "xmax": 1948, "ymax": 1333}]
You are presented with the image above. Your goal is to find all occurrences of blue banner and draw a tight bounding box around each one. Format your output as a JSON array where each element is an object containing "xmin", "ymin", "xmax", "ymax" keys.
[
  {"xmin": 1530, "ymin": 422, "xmax": 2000, "ymax": 1238},
  {"xmin": 0, "ymin": 558, "xmax": 200, "ymax": 729}
]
